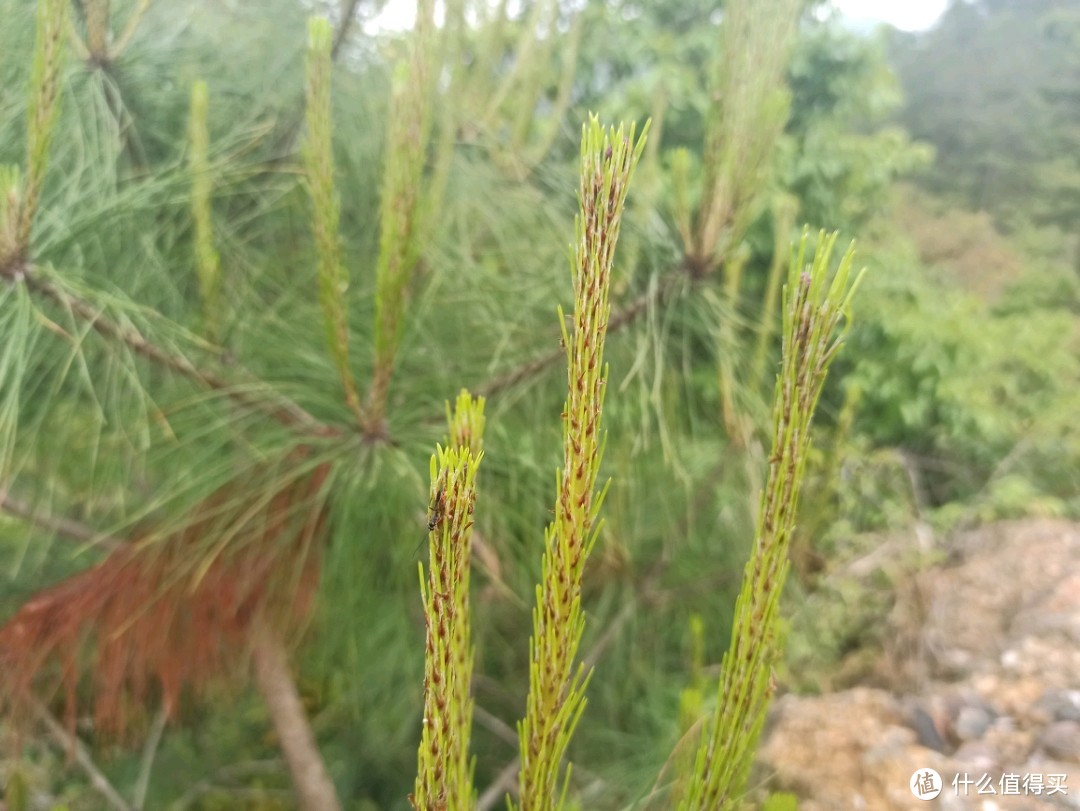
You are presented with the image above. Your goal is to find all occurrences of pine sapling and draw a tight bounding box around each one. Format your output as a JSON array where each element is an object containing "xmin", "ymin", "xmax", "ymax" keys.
[
  {"xmin": 514, "ymin": 116, "xmax": 648, "ymax": 811},
  {"xmin": 678, "ymin": 230, "xmax": 864, "ymax": 810},
  {"xmin": 412, "ymin": 391, "xmax": 486, "ymax": 810}
]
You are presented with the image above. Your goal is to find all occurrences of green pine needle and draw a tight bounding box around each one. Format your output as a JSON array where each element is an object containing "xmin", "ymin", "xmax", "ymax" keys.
[{"xmin": 189, "ymin": 80, "xmax": 222, "ymax": 341}]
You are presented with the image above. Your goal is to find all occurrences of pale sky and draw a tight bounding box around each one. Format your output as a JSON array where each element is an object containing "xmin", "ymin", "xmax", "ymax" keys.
[
  {"xmin": 370, "ymin": 1, "xmax": 950, "ymax": 35},
  {"xmin": 830, "ymin": 0, "xmax": 948, "ymax": 31}
]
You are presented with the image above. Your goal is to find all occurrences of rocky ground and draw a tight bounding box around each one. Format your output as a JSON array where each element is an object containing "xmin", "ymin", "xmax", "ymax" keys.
[{"xmin": 756, "ymin": 519, "xmax": 1080, "ymax": 809}]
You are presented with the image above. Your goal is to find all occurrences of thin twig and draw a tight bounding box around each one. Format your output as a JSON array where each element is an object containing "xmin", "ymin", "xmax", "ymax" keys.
[
  {"xmin": 477, "ymin": 272, "xmax": 682, "ymax": 399},
  {"xmin": 476, "ymin": 345, "xmax": 564, "ymax": 399},
  {"xmin": 132, "ymin": 706, "xmax": 168, "ymax": 810},
  {"xmin": 331, "ymin": 0, "xmax": 363, "ymax": 59},
  {"xmin": 33, "ymin": 698, "xmax": 135, "ymax": 811},
  {"xmin": 477, "ymin": 759, "xmax": 520, "ymax": 811},
  {"xmin": 0, "ymin": 491, "xmax": 123, "ymax": 552},
  {"xmin": 644, "ymin": 713, "xmax": 707, "ymax": 807},
  {"xmin": 474, "ymin": 262, "xmax": 694, "ymax": 808},
  {"xmin": 251, "ymin": 628, "xmax": 343, "ymax": 811},
  {"xmin": 110, "ymin": 0, "xmax": 151, "ymax": 60},
  {"xmin": 166, "ymin": 760, "xmax": 285, "ymax": 811},
  {"xmin": 473, "ymin": 703, "xmax": 517, "ymax": 747},
  {"xmin": 23, "ymin": 273, "xmax": 332, "ymax": 435}
]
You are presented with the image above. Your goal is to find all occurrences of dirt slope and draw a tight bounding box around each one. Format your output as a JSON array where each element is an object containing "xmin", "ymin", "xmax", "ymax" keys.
[{"xmin": 757, "ymin": 519, "xmax": 1080, "ymax": 809}]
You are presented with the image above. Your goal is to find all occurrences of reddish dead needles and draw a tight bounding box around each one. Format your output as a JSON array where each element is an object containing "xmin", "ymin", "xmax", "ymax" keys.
[{"xmin": 0, "ymin": 455, "xmax": 332, "ymax": 741}]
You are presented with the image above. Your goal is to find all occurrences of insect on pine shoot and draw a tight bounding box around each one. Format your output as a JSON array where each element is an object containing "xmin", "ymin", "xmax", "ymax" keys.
[
  {"xmin": 427, "ymin": 469, "xmax": 448, "ymax": 533},
  {"xmin": 427, "ymin": 487, "xmax": 445, "ymax": 532},
  {"xmin": 413, "ymin": 469, "xmax": 449, "ymax": 558}
]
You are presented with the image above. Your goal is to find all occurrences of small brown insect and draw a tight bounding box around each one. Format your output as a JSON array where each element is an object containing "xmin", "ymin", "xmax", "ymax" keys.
[
  {"xmin": 415, "ymin": 476, "xmax": 448, "ymax": 557},
  {"xmin": 427, "ymin": 483, "xmax": 446, "ymax": 532}
]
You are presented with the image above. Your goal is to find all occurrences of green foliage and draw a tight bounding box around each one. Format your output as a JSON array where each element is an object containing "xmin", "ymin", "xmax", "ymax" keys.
[
  {"xmin": 574, "ymin": 3, "xmax": 926, "ymax": 267},
  {"xmin": 11, "ymin": 0, "xmax": 1061, "ymax": 807},
  {"xmin": 0, "ymin": 0, "xmax": 65, "ymax": 276},
  {"xmin": 783, "ymin": 23, "xmax": 932, "ymax": 234},
  {"xmin": 67, "ymin": 0, "xmax": 150, "ymax": 68},
  {"xmin": 784, "ymin": 555, "xmax": 896, "ymax": 693},
  {"xmin": 565, "ymin": 5, "xmax": 925, "ymax": 464},
  {"xmin": 424, "ymin": 0, "xmax": 584, "ymax": 181},
  {"xmin": 839, "ymin": 234, "xmax": 1080, "ymax": 515},
  {"xmin": 0, "ymin": 283, "xmax": 38, "ymax": 483},
  {"xmin": 5, "ymin": 764, "xmax": 29, "ymax": 811},
  {"xmin": 888, "ymin": 0, "xmax": 1080, "ymax": 232}
]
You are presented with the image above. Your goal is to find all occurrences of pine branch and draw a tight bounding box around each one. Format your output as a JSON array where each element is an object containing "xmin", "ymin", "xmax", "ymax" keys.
[
  {"xmin": 20, "ymin": 269, "xmax": 332, "ymax": 435},
  {"xmin": 691, "ymin": 0, "xmax": 800, "ymax": 270},
  {"xmin": 80, "ymin": 0, "xmax": 110, "ymax": 66},
  {"xmin": 0, "ymin": 0, "xmax": 67, "ymax": 278},
  {"xmin": 17, "ymin": 0, "xmax": 68, "ymax": 256},
  {"xmin": 65, "ymin": 0, "xmax": 151, "ymax": 167},
  {"xmin": 0, "ymin": 490, "xmax": 123, "ymax": 552},
  {"xmin": 0, "ymin": 453, "xmax": 334, "ymax": 771},
  {"xmin": 252, "ymin": 628, "xmax": 343, "ymax": 811},
  {"xmin": 477, "ymin": 571, "xmax": 658, "ymax": 811},
  {"xmin": 109, "ymin": 0, "xmax": 151, "ymax": 61},
  {"xmin": 331, "ymin": 0, "xmax": 362, "ymax": 59},
  {"xmin": 477, "ymin": 271, "xmax": 681, "ymax": 399}
]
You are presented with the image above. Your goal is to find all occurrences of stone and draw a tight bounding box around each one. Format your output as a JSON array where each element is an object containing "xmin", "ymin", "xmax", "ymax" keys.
[{"xmin": 1038, "ymin": 721, "xmax": 1080, "ymax": 764}]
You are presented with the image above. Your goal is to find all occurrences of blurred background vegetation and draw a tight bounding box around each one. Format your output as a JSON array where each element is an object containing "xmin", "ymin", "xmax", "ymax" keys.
[{"xmin": 0, "ymin": 0, "xmax": 1077, "ymax": 808}]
